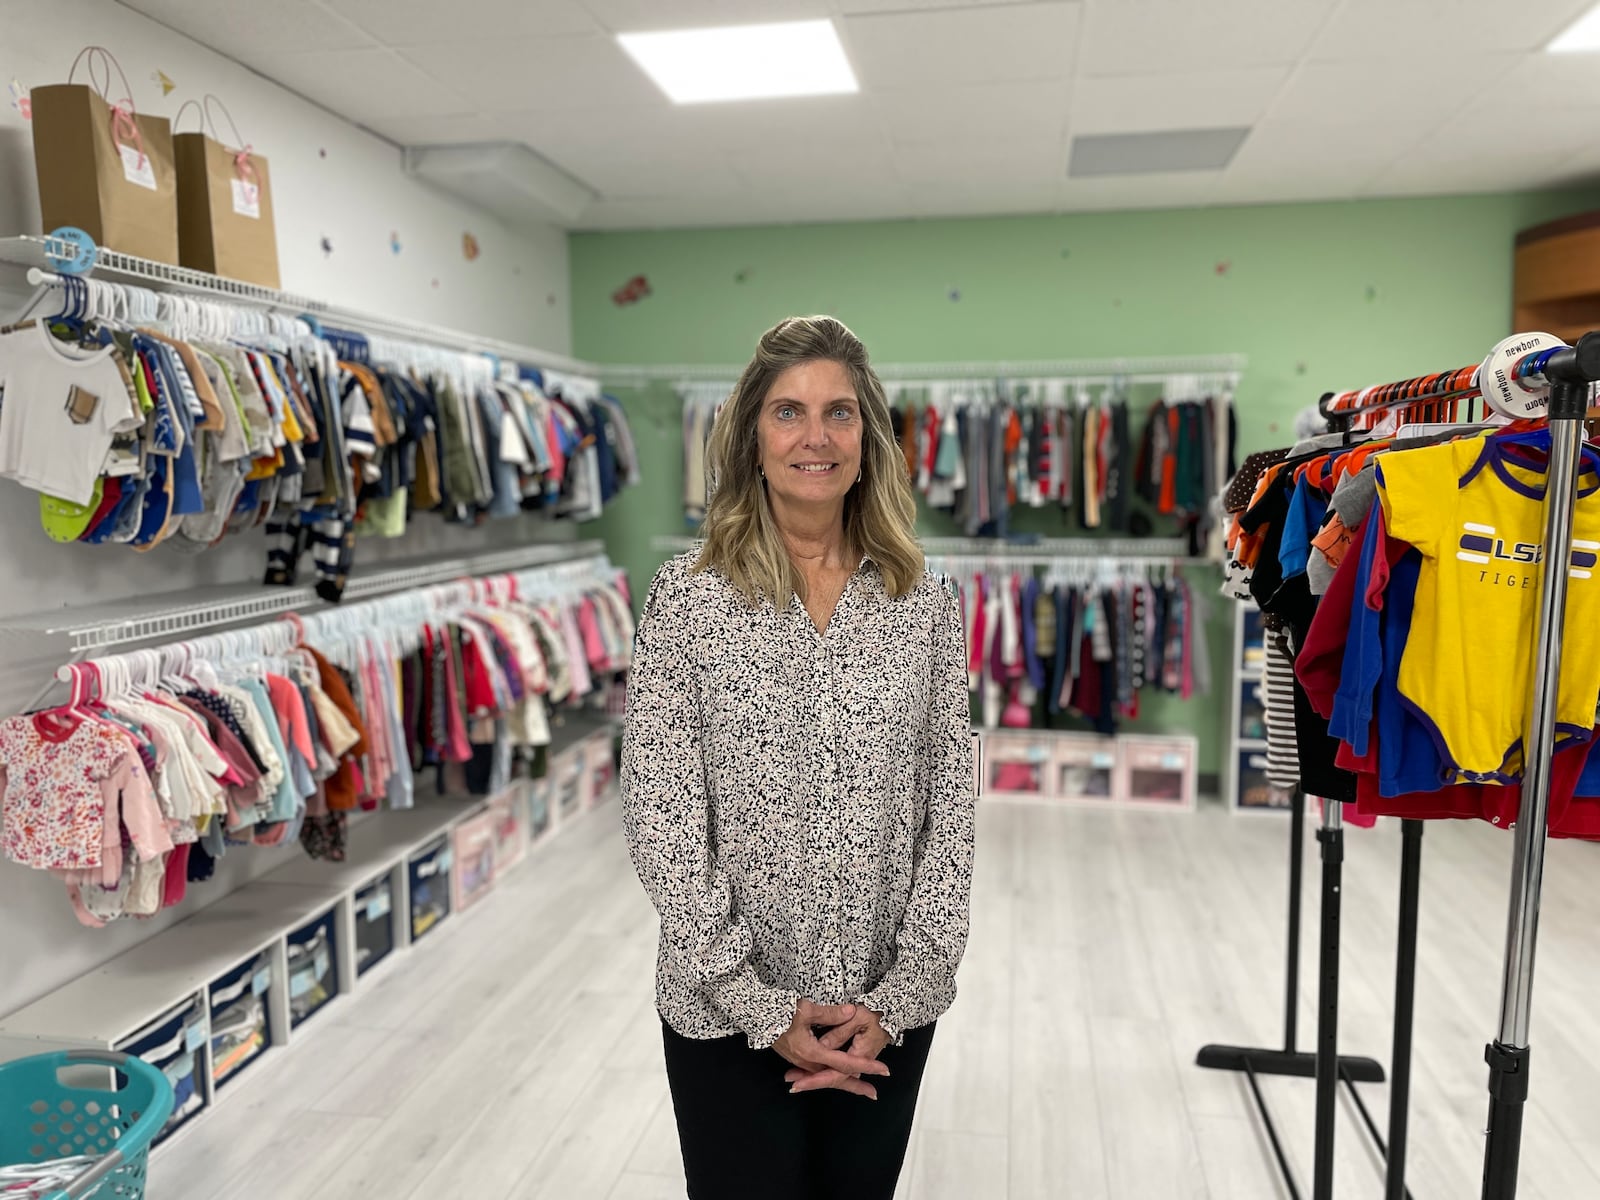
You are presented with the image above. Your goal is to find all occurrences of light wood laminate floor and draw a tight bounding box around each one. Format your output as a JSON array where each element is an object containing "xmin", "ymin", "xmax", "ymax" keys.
[{"xmin": 150, "ymin": 799, "xmax": 1600, "ymax": 1199}]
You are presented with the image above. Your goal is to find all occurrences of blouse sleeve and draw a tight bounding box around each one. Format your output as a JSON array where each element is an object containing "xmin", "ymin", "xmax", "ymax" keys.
[
  {"xmin": 859, "ymin": 583, "xmax": 977, "ymax": 1042},
  {"xmin": 620, "ymin": 563, "xmax": 800, "ymax": 1049}
]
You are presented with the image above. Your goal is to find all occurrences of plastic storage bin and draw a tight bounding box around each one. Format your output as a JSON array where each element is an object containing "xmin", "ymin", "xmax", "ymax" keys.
[
  {"xmin": 981, "ymin": 734, "xmax": 1054, "ymax": 799},
  {"xmin": 586, "ymin": 733, "xmax": 617, "ymax": 806},
  {"xmin": 1236, "ymin": 750, "xmax": 1285, "ymax": 811},
  {"xmin": 551, "ymin": 748, "xmax": 588, "ymax": 823},
  {"xmin": 489, "ymin": 784, "xmax": 528, "ymax": 874},
  {"xmin": 527, "ymin": 778, "xmax": 553, "ymax": 843},
  {"xmin": 0, "ymin": 1050, "xmax": 173, "ymax": 1200},
  {"xmin": 409, "ymin": 839, "xmax": 453, "ymax": 941},
  {"xmin": 451, "ymin": 812, "xmax": 497, "ymax": 913},
  {"xmin": 1051, "ymin": 736, "xmax": 1118, "ymax": 803},
  {"xmin": 208, "ymin": 953, "xmax": 272, "ymax": 1088},
  {"xmin": 1119, "ymin": 735, "xmax": 1197, "ymax": 810},
  {"xmin": 353, "ymin": 876, "xmax": 395, "ymax": 977},
  {"xmin": 286, "ymin": 911, "xmax": 339, "ymax": 1028},
  {"xmin": 116, "ymin": 998, "xmax": 207, "ymax": 1145}
]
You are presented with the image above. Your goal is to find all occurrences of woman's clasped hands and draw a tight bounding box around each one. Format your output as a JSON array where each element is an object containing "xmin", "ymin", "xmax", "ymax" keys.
[{"xmin": 773, "ymin": 998, "xmax": 893, "ymax": 1101}]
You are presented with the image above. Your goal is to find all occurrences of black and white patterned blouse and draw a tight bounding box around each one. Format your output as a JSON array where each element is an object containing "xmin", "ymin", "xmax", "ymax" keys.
[{"xmin": 621, "ymin": 551, "xmax": 975, "ymax": 1049}]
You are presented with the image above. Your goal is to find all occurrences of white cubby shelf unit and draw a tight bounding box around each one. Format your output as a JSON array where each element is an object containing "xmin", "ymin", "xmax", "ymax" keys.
[{"xmin": 0, "ymin": 704, "xmax": 620, "ymax": 1153}]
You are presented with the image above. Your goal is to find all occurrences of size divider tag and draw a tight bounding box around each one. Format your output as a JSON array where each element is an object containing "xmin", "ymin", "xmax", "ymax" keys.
[{"xmin": 1481, "ymin": 332, "xmax": 1567, "ymax": 420}]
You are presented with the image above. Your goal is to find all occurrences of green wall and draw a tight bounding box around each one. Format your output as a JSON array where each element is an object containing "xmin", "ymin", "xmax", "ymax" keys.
[{"xmin": 573, "ymin": 190, "xmax": 1600, "ymax": 776}]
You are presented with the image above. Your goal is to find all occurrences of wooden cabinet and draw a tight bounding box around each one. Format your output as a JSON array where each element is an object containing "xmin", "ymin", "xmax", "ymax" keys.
[{"xmin": 1514, "ymin": 212, "xmax": 1600, "ymax": 342}]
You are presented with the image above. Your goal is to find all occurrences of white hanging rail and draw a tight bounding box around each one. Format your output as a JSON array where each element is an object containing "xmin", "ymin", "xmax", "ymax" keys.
[
  {"xmin": 603, "ymin": 352, "xmax": 1246, "ymax": 387},
  {"xmin": 0, "ymin": 234, "xmax": 599, "ymax": 378},
  {"xmin": 0, "ymin": 539, "xmax": 604, "ymax": 656}
]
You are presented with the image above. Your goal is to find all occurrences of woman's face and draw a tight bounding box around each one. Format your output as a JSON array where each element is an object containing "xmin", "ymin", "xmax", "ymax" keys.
[{"xmin": 757, "ymin": 359, "xmax": 863, "ymax": 516}]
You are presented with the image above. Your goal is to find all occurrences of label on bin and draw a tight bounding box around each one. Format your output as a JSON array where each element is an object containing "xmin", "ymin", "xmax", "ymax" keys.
[
  {"xmin": 366, "ymin": 891, "xmax": 392, "ymax": 920},
  {"xmin": 184, "ymin": 1021, "xmax": 206, "ymax": 1051},
  {"xmin": 1161, "ymin": 754, "xmax": 1183, "ymax": 770},
  {"xmin": 164, "ymin": 1052, "xmax": 194, "ymax": 1084},
  {"xmin": 290, "ymin": 970, "xmax": 315, "ymax": 1000},
  {"xmin": 1024, "ymin": 746, "xmax": 1049, "ymax": 763},
  {"xmin": 313, "ymin": 947, "xmax": 330, "ymax": 979},
  {"xmin": 438, "ymin": 849, "xmax": 454, "ymax": 874},
  {"xmin": 251, "ymin": 968, "xmax": 271, "ymax": 996},
  {"xmin": 1091, "ymin": 753, "xmax": 1114, "ymax": 769}
]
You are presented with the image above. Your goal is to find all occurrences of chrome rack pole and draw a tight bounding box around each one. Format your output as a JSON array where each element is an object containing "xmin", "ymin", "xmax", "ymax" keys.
[{"xmin": 1481, "ymin": 333, "xmax": 1600, "ymax": 1199}]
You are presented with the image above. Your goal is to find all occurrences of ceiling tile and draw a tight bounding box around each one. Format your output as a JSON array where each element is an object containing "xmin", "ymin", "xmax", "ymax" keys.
[
  {"xmin": 396, "ymin": 36, "xmax": 662, "ymax": 111},
  {"xmin": 1309, "ymin": 0, "xmax": 1592, "ymax": 60},
  {"xmin": 1058, "ymin": 172, "xmax": 1219, "ymax": 212},
  {"xmin": 672, "ymin": 93, "xmax": 887, "ymax": 152},
  {"xmin": 502, "ymin": 106, "xmax": 677, "ymax": 155},
  {"xmin": 1267, "ymin": 58, "xmax": 1517, "ymax": 128},
  {"xmin": 838, "ymin": 0, "xmax": 1042, "ymax": 10},
  {"xmin": 580, "ymin": 0, "xmax": 831, "ymax": 32},
  {"xmin": 364, "ymin": 112, "xmax": 513, "ymax": 146},
  {"xmin": 1221, "ymin": 116, "xmax": 1442, "ymax": 189},
  {"xmin": 248, "ymin": 48, "xmax": 471, "ymax": 120},
  {"xmin": 875, "ymin": 80, "xmax": 1069, "ymax": 146},
  {"xmin": 1079, "ymin": 0, "xmax": 1332, "ymax": 76},
  {"xmin": 535, "ymin": 143, "xmax": 742, "ymax": 199},
  {"xmin": 1484, "ymin": 51, "xmax": 1600, "ymax": 113},
  {"xmin": 725, "ymin": 137, "xmax": 894, "ymax": 190},
  {"xmin": 893, "ymin": 136, "xmax": 1064, "ymax": 187},
  {"xmin": 1071, "ymin": 66, "xmax": 1288, "ymax": 135},
  {"xmin": 325, "ymin": 0, "xmax": 599, "ymax": 42},
  {"xmin": 841, "ymin": 2, "xmax": 1081, "ymax": 88},
  {"xmin": 1420, "ymin": 99, "xmax": 1600, "ymax": 163},
  {"xmin": 120, "ymin": 0, "xmax": 375, "ymax": 55},
  {"xmin": 1362, "ymin": 149, "xmax": 1583, "ymax": 199},
  {"xmin": 909, "ymin": 178, "xmax": 1061, "ymax": 218}
]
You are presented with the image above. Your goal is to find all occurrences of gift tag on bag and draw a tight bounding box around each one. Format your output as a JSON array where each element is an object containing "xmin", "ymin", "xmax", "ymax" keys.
[
  {"xmin": 231, "ymin": 177, "xmax": 260, "ymax": 219},
  {"xmin": 119, "ymin": 142, "xmax": 157, "ymax": 190}
]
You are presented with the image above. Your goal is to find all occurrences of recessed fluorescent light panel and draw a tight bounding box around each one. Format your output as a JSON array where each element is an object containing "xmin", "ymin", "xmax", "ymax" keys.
[
  {"xmin": 618, "ymin": 20, "xmax": 858, "ymax": 104},
  {"xmin": 1068, "ymin": 128, "xmax": 1251, "ymax": 178},
  {"xmin": 1549, "ymin": 1, "xmax": 1600, "ymax": 51}
]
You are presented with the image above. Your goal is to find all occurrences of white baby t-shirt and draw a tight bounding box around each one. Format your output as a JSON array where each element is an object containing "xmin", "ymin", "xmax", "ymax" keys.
[{"xmin": 0, "ymin": 322, "xmax": 142, "ymax": 504}]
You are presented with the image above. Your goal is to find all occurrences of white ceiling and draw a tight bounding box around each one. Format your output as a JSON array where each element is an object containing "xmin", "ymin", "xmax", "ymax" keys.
[{"xmin": 122, "ymin": 0, "xmax": 1600, "ymax": 230}]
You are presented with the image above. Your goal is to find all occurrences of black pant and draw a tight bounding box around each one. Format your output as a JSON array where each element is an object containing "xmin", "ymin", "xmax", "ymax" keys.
[{"xmin": 661, "ymin": 1019, "xmax": 937, "ymax": 1200}]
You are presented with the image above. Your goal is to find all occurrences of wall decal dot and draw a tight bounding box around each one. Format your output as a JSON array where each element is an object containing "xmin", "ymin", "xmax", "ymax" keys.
[
  {"xmin": 462, "ymin": 232, "xmax": 481, "ymax": 261},
  {"xmin": 1366, "ymin": 285, "xmax": 1378, "ymax": 302},
  {"xmin": 431, "ymin": 278, "xmax": 440, "ymax": 288},
  {"xmin": 1113, "ymin": 298, "xmax": 1122, "ymax": 307},
  {"xmin": 8, "ymin": 80, "xmax": 30, "ymax": 119},
  {"xmin": 612, "ymin": 274, "xmax": 651, "ymax": 306},
  {"xmin": 1296, "ymin": 362, "xmax": 1308, "ymax": 376},
  {"xmin": 734, "ymin": 267, "xmax": 751, "ymax": 284},
  {"xmin": 320, "ymin": 236, "xmax": 333, "ymax": 257},
  {"xmin": 389, "ymin": 231, "xmax": 402, "ymax": 255},
  {"xmin": 318, "ymin": 148, "xmax": 327, "ymax": 158},
  {"xmin": 1214, "ymin": 260, "xmax": 1231, "ymax": 276},
  {"xmin": 1060, "ymin": 248, "xmax": 1071, "ymax": 259},
  {"xmin": 152, "ymin": 70, "xmax": 176, "ymax": 96},
  {"xmin": 947, "ymin": 287, "xmax": 961, "ymax": 302},
  {"xmin": 547, "ymin": 293, "xmax": 557, "ymax": 305}
]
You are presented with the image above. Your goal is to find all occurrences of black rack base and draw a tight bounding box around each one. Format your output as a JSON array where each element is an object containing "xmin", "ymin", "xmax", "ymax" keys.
[{"xmin": 1196, "ymin": 1045, "xmax": 1385, "ymax": 1083}]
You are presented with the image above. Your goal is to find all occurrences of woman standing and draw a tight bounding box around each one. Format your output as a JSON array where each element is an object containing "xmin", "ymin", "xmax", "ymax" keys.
[{"xmin": 621, "ymin": 316, "xmax": 976, "ymax": 1200}]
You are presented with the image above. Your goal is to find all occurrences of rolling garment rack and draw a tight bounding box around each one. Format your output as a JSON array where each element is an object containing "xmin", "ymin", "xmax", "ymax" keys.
[{"xmin": 1307, "ymin": 333, "xmax": 1600, "ymax": 1200}]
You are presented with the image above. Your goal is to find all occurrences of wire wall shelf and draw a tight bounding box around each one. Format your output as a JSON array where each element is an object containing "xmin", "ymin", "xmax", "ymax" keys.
[
  {"xmin": 0, "ymin": 235, "xmax": 598, "ymax": 377},
  {"xmin": 0, "ymin": 540, "xmax": 605, "ymax": 655}
]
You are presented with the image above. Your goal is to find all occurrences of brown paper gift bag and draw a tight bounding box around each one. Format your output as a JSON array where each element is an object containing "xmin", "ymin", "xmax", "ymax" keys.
[
  {"xmin": 173, "ymin": 96, "xmax": 281, "ymax": 288},
  {"xmin": 30, "ymin": 47, "xmax": 179, "ymax": 265}
]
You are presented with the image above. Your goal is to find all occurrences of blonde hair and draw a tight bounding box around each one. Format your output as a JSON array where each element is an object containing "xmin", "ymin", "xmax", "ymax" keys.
[{"xmin": 695, "ymin": 315, "xmax": 923, "ymax": 605}]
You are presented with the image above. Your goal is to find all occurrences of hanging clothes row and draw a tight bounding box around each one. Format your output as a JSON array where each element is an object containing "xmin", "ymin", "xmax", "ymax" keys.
[
  {"xmin": 1220, "ymin": 412, "xmax": 1600, "ymax": 837},
  {"xmin": 0, "ymin": 556, "xmax": 633, "ymax": 926},
  {"xmin": 928, "ymin": 554, "xmax": 1210, "ymax": 736},
  {"xmin": 679, "ymin": 382, "xmax": 727, "ymax": 524},
  {"xmin": 889, "ymin": 380, "xmax": 1233, "ymax": 547},
  {"xmin": 0, "ymin": 277, "xmax": 641, "ymax": 602}
]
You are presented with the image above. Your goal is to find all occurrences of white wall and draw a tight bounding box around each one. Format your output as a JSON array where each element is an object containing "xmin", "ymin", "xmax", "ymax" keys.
[{"xmin": 0, "ymin": 1, "xmax": 581, "ymax": 1016}]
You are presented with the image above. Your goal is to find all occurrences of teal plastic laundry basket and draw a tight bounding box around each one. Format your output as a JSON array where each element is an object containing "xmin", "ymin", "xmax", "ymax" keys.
[{"xmin": 0, "ymin": 1050, "xmax": 173, "ymax": 1199}]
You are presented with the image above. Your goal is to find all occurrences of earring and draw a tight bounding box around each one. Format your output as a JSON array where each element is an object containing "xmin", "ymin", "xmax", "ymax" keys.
[
  {"xmin": 857, "ymin": 470, "xmax": 863, "ymax": 484},
  {"xmin": 759, "ymin": 465, "xmax": 765, "ymax": 479}
]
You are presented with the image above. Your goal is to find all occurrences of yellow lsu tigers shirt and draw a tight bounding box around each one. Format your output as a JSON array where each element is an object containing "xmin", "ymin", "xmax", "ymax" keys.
[{"xmin": 1378, "ymin": 435, "xmax": 1600, "ymax": 784}]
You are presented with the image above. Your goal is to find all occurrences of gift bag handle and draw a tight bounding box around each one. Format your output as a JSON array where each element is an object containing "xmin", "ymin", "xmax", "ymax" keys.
[
  {"xmin": 176, "ymin": 94, "xmax": 256, "ymax": 185},
  {"xmin": 68, "ymin": 46, "xmax": 149, "ymax": 170},
  {"xmin": 67, "ymin": 46, "xmax": 135, "ymax": 110}
]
